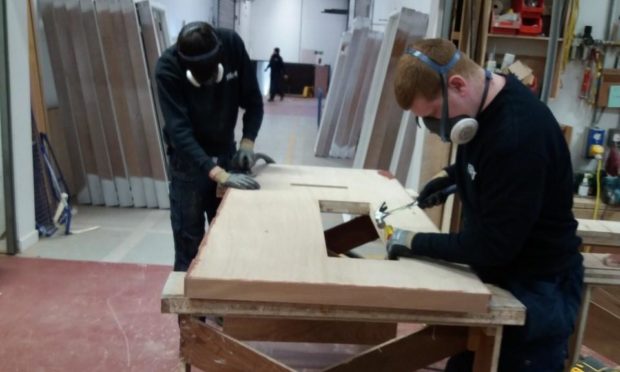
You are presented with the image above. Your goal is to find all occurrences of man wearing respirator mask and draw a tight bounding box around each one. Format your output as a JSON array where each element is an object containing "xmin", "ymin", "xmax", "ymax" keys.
[
  {"xmin": 155, "ymin": 22, "xmax": 264, "ymax": 271},
  {"xmin": 387, "ymin": 38, "xmax": 583, "ymax": 371}
]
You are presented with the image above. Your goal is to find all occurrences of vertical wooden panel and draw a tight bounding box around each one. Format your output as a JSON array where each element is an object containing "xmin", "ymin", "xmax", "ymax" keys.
[
  {"xmin": 118, "ymin": 0, "xmax": 168, "ymax": 208},
  {"xmin": 329, "ymin": 21, "xmax": 373, "ymax": 159},
  {"xmin": 314, "ymin": 32, "xmax": 352, "ymax": 157},
  {"xmin": 28, "ymin": 0, "xmax": 48, "ymax": 134},
  {"xmin": 354, "ymin": 9, "xmax": 429, "ymax": 171},
  {"xmin": 95, "ymin": 0, "xmax": 147, "ymax": 207},
  {"xmin": 330, "ymin": 27, "xmax": 382, "ymax": 159},
  {"xmin": 392, "ymin": 114, "xmax": 418, "ymax": 185},
  {"xmin": 41, "ymin": 0, "xmax": 93, "ymax": 204},
  {"xmin": 41, "ymin": 0, "xmax": 88, "ymax": 202},
  {"xmin": 346, "ymin": 32, "xmax": 382, "ymax": 157},
  {"xmin": 53, "ymin": 0, "xmax": 105, "ymax": 205},
  {"xmin": 80, "ymin": 0, "xmax": 133, "ymax": 206},
  {"xmin": 46, "ymin": 107, "xmax": 76, "ymax": 196},
  {"xmin": 135, "ymin": 1, "xmax": 167, "ymax": 161},
  {"xmin": 66, "ymin": 0, "xmax": 119, "ymax": 206}
]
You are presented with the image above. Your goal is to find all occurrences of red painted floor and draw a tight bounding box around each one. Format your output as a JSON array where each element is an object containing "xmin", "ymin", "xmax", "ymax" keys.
[
  {"xmin": 0, "ymin": 257, "xmax": 179, "ymax": 371},
  {"xmin": 1, "ymin": 256, "xmax": 614, "ymax": 371}
]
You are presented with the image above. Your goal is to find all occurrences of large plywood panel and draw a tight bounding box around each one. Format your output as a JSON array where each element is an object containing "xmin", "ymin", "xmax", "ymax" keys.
[
  {"xmin": 314, "ymin": 32, "xmax": 352, "ymax": 157},
  {"xmin": 80, "ymin": 0, "xmax": 132, "ymax": 206},
  {"xmin": 135, "ymin": 0, "xmax": 168, "ymax": 164},
  {"xmin": 329, "ymin": 25, "xmax": 382, "ymax": 159},
  {"xmin": 186, "ymin": 165, "xmax": 491, "ymax": 313},
  {"xmin": 51, "ymin": 0, "xmax": 103, "ymax": 203},
  {"xmin": 109, "ymin": 0, "xmax": 157, "ymax": 208},
  {"xmin": 120, "ymin": 0, "xmax": 168, "ymax": 208},
  {"xmin": 40, "ymin": 1, "xmax": 88, "ymax": 202},
  {"xmin": 354, "ymin": 8, "xmax": 428, "ymax": 170},
  {"xmin": 65, "ymin": 0, "xmax": 118, "ymax": 206},
  {"xmin": 95, "ymin": 0, "xmax": 147, "ymax": 207}
]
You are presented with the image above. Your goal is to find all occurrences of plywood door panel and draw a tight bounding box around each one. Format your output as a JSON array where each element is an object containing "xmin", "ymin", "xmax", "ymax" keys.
[
  {"xmin": 95, "ymin": 0, "xmax": 147, "ymax": 207},
  {"xmin": 346, "ymin": 32, "xmax": 383, "ymax": 158},
  {"xmin": 120, "ymin": 0, "xmax": 169, "ymax": 208},
  {"xmin": 391, "ymin": 113, "xmax": 418, "ymax": 185},
  {"xmin": 51, "ymin": 0, "xmax": 103, "ymax": 204},
  {"xmin": 364, "ymin": 8, "xmax": 428, "ymax": 170},
  {"xmin": 314, "ymin": 32, "xmax": 352, "ymax": 157},
  {"xmin": 329, "ymin": 24, "xmax": 369, "ymax": 159},
  {"xmin": 29, "ymin": 0, "xmax": 48, "ymax": 134},
  {"xmin": 80, "ymin": 0, "xmax": 132, "ymax": 206},
  {"xmin": 65, "ymin": 0, "xmax": 119, "ymax": 206},
  {"xmin": 353, "ymin": 12, "xmax": 398, "ymax": 169},
  {"xmin": 419, "ymin": 132, "xmax": 451, "ymax": 228},
  {"xmin": 135, "ymin": 0, "xmax": 167, "ymax": 162},
  {"xmin": 330, "ymin": 25, "xmax": 382, "ymax": 159},
  {"xmin": 186, "ymin": 165, "xmax": 492, "ymax": 313},
  {"xmin": 108, "ymin": 0, "xmax": 157, "ymax": 208},
  {"xmin": 40, "ymin": 0, "xmax": 89, "ymax": 202}
]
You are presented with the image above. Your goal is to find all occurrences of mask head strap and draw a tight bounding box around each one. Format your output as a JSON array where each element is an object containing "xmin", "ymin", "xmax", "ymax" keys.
[{"xmin": 405, "ymin": 48, "xmax": 461, "ymax": 142}]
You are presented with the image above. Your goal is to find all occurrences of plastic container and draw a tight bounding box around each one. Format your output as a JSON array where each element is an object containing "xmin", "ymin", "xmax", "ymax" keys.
[{"xmin": 579, "ymin": 174, "xmax": 592, "ymax": 197}]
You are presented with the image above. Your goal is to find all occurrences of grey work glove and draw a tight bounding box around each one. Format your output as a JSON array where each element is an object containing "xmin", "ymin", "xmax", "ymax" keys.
[
  {"xmin": 231, "ymin": 138, "xmax": 256, "ymax": 172},
  {"xmin": 386, "ymin": 228, "xmax": 417, "ymax": 260},
  {"xmin": 210, "ymin": 166, "xmax": 260, "ymax": 190},
  {"xmin": 417, "ymin": 170, "xmax": 454, "ymax": 209}
]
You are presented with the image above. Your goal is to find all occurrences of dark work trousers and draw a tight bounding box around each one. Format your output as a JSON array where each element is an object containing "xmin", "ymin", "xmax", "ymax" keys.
[
  {"xmin": 445, "ymin": 262, "xmax": 584, "ymax": 372},
  {"xmin": 168, "ymin": 152, "xmax": 232, "ymax": 272},
  {"xmin": 269, "ymin": 73, "xmax": 284, "ymax": 101}
]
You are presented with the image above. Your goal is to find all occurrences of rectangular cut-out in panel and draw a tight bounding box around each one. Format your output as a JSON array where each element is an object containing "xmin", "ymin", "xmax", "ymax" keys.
[{"xmin": 186, "ymin": 165, "xmax": 491, "ymax": 313}]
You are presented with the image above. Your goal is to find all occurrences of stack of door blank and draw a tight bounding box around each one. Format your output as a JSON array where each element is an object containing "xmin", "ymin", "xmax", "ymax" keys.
[
  {"xmin": 40, "ymin": 0, "xmax": 169, "ymax": 208},
  {"xmin": 315, "ymin": 8, "xmax": 432, "ymax": 186}
]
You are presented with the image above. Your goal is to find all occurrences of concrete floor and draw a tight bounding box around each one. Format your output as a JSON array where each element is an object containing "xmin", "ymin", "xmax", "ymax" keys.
[{"xmin": 22, "ymin": 97, "xmax": 388, "ymax": 265}]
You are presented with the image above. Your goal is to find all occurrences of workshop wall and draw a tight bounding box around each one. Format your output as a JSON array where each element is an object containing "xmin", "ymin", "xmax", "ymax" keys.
[
  {"xmin": 548, "ymin": 0, "xmax": 620, "ymax": 172},
  {"xmin": 244, "ymin": 0, "xmax": 348, "ymax": 68},
  {"xmin": 155, "ymin": 0, "xmax": 217, "ymax": 43},
  {"xmin": 7, "ymin": 0, "xmax": 38, "ymax": 251}
]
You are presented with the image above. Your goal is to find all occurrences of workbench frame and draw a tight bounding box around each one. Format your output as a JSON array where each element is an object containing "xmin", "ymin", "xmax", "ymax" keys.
[{"xmin": 162, "ymin": 272, "xmax": 525, "ymax": 372}]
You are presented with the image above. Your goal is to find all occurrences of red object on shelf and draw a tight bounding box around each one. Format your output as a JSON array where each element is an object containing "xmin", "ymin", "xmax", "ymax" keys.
[
  {"xmin": 490, "ymin": 13, "xmax": 521, "ymax": 35},
  {"xmin": 513, "ymin": 0, "xmax": 544, "ymax": 36},
  {"xmin": 520, "ymin": 17, "xmax": 543, "ymax": 35},
  {"xmin": 513, "ymin": 0, "xmax": 544, "ymax": 15}
]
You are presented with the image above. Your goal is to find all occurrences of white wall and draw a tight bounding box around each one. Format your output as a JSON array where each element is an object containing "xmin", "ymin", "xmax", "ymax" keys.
[
  {"xmin": 247, "ymin": 0, "xmax": 303, "ymax": 63},
  {"xmin": 300, "ymin": 0, "xmax": 348, "ymax": 67},
  {"xmin": 155, "ymin": 0, "xmax": 217, "ymax": 44},
  {"xmin": 548, "ymin": 0, "xmax": 620, "ymax": 172},
  {"xmin": 7, "ymin": 0, "xmax": 38, "ymax": 251},
  {"xmin": 245, "ymin": 0, "xmax": 348, "ymax": 67},
  {"xmin": 370, "ymin": 0, "xmax": 432, "ymax": 32},
  {"xmin": 236, "ymin": 0, "xmax": 251, "ymax": 47}
]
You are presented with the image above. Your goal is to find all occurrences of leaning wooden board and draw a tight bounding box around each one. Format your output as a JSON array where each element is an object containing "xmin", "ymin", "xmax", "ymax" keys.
[
  {"xmin": 577, "ymin": 219, "xmax": 620, "ymax": 247},
  {"xmin": 186, "ymin": 165, "xmax": 492, "ymax": 313}
]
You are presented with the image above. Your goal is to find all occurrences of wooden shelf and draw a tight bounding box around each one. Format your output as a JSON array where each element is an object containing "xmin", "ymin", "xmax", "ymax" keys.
[{"xmin": 488, "ymin": 33, "xmax": 564, "ymax": 42}]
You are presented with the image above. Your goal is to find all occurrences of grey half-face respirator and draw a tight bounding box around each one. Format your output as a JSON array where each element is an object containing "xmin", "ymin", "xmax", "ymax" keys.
[{"xmin": 405, "ymin": 48, "xmax": 491, "ymax": 144}]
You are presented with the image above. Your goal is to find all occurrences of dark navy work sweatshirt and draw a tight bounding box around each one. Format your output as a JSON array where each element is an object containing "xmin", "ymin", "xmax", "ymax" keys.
[
  {"xmin": 412, "ymin": 75, "xmax": 583, "ymax": 283},
  {"xmin": 155, "ymin": 29, "xmax": 263, "ymax": 174}
]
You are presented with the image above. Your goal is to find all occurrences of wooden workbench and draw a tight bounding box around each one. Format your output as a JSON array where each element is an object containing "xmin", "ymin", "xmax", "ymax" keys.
[
  {"xmin": 162, "ymin": 271, "xmax": 525, "ymax": 372},
  {"xmin": 569, "ymin": 216, "xmax": 620, "ymax": 366},
  {"xmin": 163, "ymin": 165, "xmax": 527, "ymax": 371}
]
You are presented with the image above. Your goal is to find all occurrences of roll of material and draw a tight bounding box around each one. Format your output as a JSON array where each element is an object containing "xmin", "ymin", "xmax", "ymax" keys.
[{"xmin": 492, "ymin": 0, "xmax": 504, "ymax": 14}]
